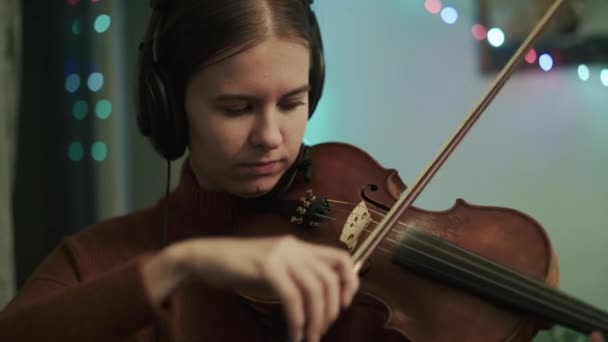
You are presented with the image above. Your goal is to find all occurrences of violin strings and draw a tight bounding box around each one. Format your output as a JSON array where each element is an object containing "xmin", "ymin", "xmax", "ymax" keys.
[
  {"xmin": 313, "ymin": 206, "xmax": 403, "ymax": 252},
  {"xmin": 367, "ymin": 223, "xmax": 608, "ymax": 331},
  {"xmin": 326, "ymin": 199, "xmax": 407, "ymax": 222},
  {"xmin": 395, "ymin": 229, "xmax": 608, "ymax": 332},
  {"xmin": 318, "ymin": 199, "xmax": 608, "ymax": 332},
  {"xmin": 378, "ymin": 222, "xmax": 608, "ymax": 330},
  {"xmin": 313, "ymin": 214, "xmax": 336, "ymax": 221},
  {"xmin": 370, "ymin": 220, "xmax": 608, "ymax": 330}
]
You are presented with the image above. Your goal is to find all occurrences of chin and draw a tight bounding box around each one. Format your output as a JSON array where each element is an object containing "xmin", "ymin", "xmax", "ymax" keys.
[
  {"xmin": 233, "ymin": 176, "xmax": 281, "ymax": 198},
  {"xmin": 234, "ymin": 186, "xmax": 272, "ymax": 199}
]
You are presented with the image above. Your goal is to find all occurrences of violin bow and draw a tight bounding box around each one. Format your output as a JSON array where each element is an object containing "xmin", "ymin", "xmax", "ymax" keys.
[{"xmin": 353, "ymin": 0, "xmax": 568, "ymax": 270}]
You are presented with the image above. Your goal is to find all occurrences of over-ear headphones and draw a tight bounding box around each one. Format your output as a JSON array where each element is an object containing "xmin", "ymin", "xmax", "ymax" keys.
[{"xmin": 136, "ymin": 0, "xmax": 326, "ymax": 161}]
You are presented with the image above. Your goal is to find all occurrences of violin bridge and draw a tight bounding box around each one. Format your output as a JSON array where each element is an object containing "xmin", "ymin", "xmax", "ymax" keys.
[{"xmin": 340, "ymin": 201, "xmax": 371, "ymax": 252}]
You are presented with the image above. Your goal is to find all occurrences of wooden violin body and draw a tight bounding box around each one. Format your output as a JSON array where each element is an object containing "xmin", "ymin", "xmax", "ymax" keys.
[{"xmin": 229, "ymin": 142, "xmax": 559, "ymax": 341}]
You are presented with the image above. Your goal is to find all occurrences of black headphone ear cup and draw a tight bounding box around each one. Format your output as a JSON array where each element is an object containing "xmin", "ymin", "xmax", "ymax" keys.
[
  {"xmin": 145, "ymin": 67, "xmax": 170, "ymax": 143},
  {"xmin": 135, "ymin": 70, "xmax": 154, "ymax": 137},
  {"xmin": 307, "ymin": 8, "xmax": 325, "ymax": 117},
  {"xmin": 136, "ymin": 4, "xmax": 188, "ymax": 161},
  {"xmin": 308, "ymin": 47, "xmax": 324, "ymax": 116},
  {"xmin": 138, "ymin": 64, "xmax": 188, "ymax": 161}
]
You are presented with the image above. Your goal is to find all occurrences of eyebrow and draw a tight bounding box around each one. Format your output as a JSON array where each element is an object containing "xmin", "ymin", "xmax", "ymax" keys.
[{"xmin": 212, "ymin": 84, "xmax": 310, "ymax": 102}]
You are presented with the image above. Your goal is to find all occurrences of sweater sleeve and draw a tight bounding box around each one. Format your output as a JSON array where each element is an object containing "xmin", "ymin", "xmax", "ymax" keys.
[{"xmin": 0, "ymin": 241, "xmax": 166, "ymax": 341}]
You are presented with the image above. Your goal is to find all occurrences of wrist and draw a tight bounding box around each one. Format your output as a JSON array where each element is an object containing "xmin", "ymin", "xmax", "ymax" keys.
[{"xmin": 142, "ymin": 244, "xmax": 191, "ymax": 306}]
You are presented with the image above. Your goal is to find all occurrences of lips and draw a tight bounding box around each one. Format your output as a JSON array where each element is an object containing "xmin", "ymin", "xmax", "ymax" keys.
[{"xmin": 237, "ymin": 160, "xmax": 282, "ymax": 175}]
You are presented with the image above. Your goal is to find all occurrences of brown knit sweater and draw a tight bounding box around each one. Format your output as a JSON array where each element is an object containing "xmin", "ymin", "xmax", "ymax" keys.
[{"xmin": 0, "ymin": 161, "xmax": 248, "ymax": 341}]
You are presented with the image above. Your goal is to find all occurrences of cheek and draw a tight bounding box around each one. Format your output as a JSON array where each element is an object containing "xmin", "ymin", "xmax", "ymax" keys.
[
  {"xmin": 188, "ymin": 116, "xmax": 225, "ymax": 165},
  {"xmin": 193, "ymin": 116, "xmax": 251, "ymax": 160},
  {"xmin": 293, "ymin": 109, "xmax": 309, "ymax": 137},
  {"xmin": 285, "ymin": 111, "xmax": 309, "ymax": 150}
]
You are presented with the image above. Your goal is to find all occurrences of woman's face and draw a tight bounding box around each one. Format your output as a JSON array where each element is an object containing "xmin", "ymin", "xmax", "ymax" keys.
[{"xmin": 185, "ymin": 36, "xmax": 310, "ymax": 198}]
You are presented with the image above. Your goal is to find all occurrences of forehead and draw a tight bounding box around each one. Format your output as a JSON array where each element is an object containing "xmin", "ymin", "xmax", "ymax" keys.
[{"xmin": 189, "ymin": 36, "xmax": 311, "ymax": 96}]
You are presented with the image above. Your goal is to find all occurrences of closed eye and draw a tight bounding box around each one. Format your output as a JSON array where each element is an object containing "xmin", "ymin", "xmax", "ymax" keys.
[
  {"xmin": 279, "ymin": 101, "xmax": 306, "ymax": 112},
  {"xmin": 222, "ymin": 104, "xmax": 253, "ymax": 115}
]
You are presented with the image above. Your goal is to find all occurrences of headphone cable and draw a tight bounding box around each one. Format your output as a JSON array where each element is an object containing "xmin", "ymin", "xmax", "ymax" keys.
[
  {"xmin": 162, "ymin": 158, "xmax": 170, "ymax": 247},
  {"xmin": 154, "ymin": 158, "xmax": 171, "ymax": 342}
]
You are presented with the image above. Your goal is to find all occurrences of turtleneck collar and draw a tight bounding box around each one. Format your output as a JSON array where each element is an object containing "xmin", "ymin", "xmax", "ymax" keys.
[
  {"xmin": 163, "ymin": 145, "xmax": 311, "ymax": 239},
  {"xmin": 165, "ymin": 158, "xmax": 238, "ymax": 237}
]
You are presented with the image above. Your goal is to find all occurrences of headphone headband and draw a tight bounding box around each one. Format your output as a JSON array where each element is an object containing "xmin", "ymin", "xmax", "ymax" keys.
[{"xmin": 150, "ymin": 0, "xmax": 172, "ymax": 11}]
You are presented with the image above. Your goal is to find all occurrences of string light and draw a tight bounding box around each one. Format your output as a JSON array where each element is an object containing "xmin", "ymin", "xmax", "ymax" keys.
[
  {"xmin": 424, "ymin": 0, "xmax": 442, "ymax": 14},
  {"xmin": 72, "ymin": 19, "xmax": 81, "ymax": 35},
  {"xmin": 67, "ymin": 0, "xmax": 112, "ymax": 165},
  {"xmin": 471, "ymin": 24, "xmax": 487, "ymax": 41},
  {"xmin": 72, "ymin": 100, "xmax": 88, "ymax": 120},
  {"xmin": 421, "ymin": 3, "xmax": 607, "ymax": 80},
  {"xmin": 525, "ymin": 49, "xmax": 537, "ymax": 64},
  {"xmin": 94, "ymin": 14, "xmax": 111, "ymax": 33},
  {"xmin": 601, "ymin": 69, "xmax": 608, "ymax": 87},
  {"xmin": 577, "ymin": 65, "xmax": 590, "ymax": 81},
  {"xmin": 440, "ymin": 7, "xmax": 458, "ymax": 24},
  {"xmin": 95, "ymin": 99, "xmax": 112, "ymax": 119},
  {"xmin": 538, "ymin": 53, "xmax": 553, "ymax": 72},
  {"xmin": 68, "ymin": 142, "xmax": 84, "ymax": 161},
  {"xmin": 91, "ymin": 142, "xmax": 108, "ymax": 162},
  {"xmin": 87, "ymin": 72, "xmax": 104, "ymax": 92},
  {"xmin": 65, "ymin": 74, "xmax": 81, "ymax": 93},
  {"xmin": 487, "ymin": 28, "xmax": 505, "ymax": 48}
]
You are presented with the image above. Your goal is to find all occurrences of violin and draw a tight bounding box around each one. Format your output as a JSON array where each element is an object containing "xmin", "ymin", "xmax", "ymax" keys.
[
  {"xmin": 169, "ymin": 0, "xmax": 608, "ymax": 340},
  {"xmin": 233, "ymin": 142, "xmax": 596, "ymax": 341}
]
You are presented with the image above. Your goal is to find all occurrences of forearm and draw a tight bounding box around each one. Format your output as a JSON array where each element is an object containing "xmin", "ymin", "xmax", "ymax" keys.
[{"xmin": 141, "ymin": 237, "xmax": 253, "ymax": 305}]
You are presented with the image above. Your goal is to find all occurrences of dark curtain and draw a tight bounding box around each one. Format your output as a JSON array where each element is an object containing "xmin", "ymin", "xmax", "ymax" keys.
[{"xmin": 13, "ymin": 0, "xmax": 97, "ymax": 288}]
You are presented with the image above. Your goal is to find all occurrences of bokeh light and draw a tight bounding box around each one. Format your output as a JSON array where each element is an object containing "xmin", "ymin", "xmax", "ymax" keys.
[
  {"xmin": 72, "ymin": 19, "xmax": 81, "ymax": 35},
  {"xmin": 87, "ymin": 72, "xmax": 104, "ymax": 92},
  {"xmin": 424, "ymin": 0, "xmax": 442, "ymax": 14},
  {"xmin": 440, "ymin": 7, "xmax": 458, "ymax": 24},
  {"xmin": 487, "ymin": 28, "xmax": 505, "ymax": 47},
  {"xmin": 65, "ymin": 74, "xmax": 81, "ymax": 93},
  {"xmin": 68, "ymin": 142, "xmax": 84, "ymax": 161},
  {"xmin": 601, "ymin": 69, "xmax": 608, "ymax": 87},
  {"xmin": 95, "ymin": 99, "xmax": 112, "ymax": 119},
  {"xmin": 539, "ymin": 53, "xmax": 554, "ymax": 71},
  {"xmin": 577, "ymin": 65, "xmax": 590, "ymax": 81},
  {"xmin": 471, "ymin": 24, "xmax": 487, "ymax": 41},
  {"xmin": 72, "ymin": 100, "xmax": 88, "ymax": 120},
  {"xmin": 525, "ymin": 49, "xmax": 537, "ymax": 64},
  {"xmin": 94, "ymin": 14, "xmax": 111, "ymax": 33},
  {"xmin": 91, "ymin": 142, "xmax": 108, "ymax": 162}
]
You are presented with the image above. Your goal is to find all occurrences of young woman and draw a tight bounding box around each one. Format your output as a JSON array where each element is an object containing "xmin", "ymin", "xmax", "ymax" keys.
[
  {"xmin": 0, "ymin": 1, "xmax": 604, "ymax": 341},
  {"xmin": 0, "ymin": 1, "xmax": 357, "ymax": 341}
]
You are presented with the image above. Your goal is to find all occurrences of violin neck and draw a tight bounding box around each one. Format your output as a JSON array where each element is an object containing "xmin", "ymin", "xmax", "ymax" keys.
[{"xmin": 392, "ymin": 228, "xmax": 608, "ymax": 334}]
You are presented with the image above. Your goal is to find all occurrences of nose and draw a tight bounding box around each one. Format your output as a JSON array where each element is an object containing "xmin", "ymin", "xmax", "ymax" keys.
[{"xmin": 249, "ymin": 107, "xmax": 283, "ymax": 149}]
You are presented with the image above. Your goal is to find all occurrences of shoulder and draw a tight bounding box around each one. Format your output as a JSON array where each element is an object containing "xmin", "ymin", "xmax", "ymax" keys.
[
  {"xmin": 62, "ymin": 204, "xmax": 165, "ymax": 273},
  {"xmin": 77, "ymin": 205, "xmax": 162, "ymax": 244}
]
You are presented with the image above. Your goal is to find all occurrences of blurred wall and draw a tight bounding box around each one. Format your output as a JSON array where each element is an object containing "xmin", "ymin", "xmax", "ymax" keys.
[{"xmin": 0, "ymin": 0, "xmax": 20, "ymax": 309}]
